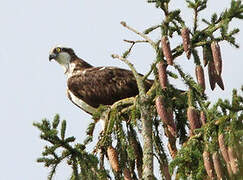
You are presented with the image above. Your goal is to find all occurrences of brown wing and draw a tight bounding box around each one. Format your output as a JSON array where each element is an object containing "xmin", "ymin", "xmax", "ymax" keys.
[{"xmin": 67, "ymin": 67, "xmax": 153, "ymax": 108}]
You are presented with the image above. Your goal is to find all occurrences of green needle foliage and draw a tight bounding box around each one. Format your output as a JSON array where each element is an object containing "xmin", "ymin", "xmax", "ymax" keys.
[
  {"xmin": 170, "ymin": 88, "xmax": 243, "ymax": 179},
  {"xmin": 33, "ymin": 115, "xmax": 107, "ymax": 180},
  {"xmin": 35, "ymin": 1, "xmax": 243, "ymax": 179}
]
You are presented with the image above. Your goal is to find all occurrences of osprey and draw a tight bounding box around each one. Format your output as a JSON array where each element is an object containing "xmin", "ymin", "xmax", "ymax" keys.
[{"xmin": 49, "ymin": 46, "xmax": 153, "ymax": 115}]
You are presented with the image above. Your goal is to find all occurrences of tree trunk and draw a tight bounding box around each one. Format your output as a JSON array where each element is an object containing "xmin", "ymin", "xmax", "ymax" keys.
[{"xmin": 139, "ymin": 95, "xmax": 153, "ymax": 180}]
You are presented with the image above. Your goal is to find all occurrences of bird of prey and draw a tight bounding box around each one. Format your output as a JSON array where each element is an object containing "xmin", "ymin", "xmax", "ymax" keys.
[{"xmin": 49, "ymin": 46, "xmax": 153, "ymax": 116}]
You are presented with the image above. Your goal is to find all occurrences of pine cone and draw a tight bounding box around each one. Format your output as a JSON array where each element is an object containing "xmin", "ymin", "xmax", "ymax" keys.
[
  {"xmin": 130, "ymin": 137, "xmax": 143, "ymax": 161},
  {"xmin": 157, "ymin": 61, "xmax": 168, "ymax": 89},
  {"xmin": 203, "ymin": 150, "xmax": 215, "ymax": 179},
  {"xmin": 123, "ymin": 168, "xmax": 132, "ymax": 180},
  {"xmin": 202, "ymin": 45, "xmax": 210, "ymax": 67},
  {"xmin": 218, "ymin": 134, "xmax": 233, "ymax": 176},
  {"xmin": 129, "ymin": 134, "xmax": 143, "ymax": 179},
  {"xmin": 187, "ymin": 106, "xmax": 201, "ymax": 132},
  {"xmin": 167, "ymin": 108, "xmax": 177, "ymax": 137},
  {"xmin": 181, "ymin": 27, "xmax": 191, "ymax": 59},
  {"xmin": 211, "ymin": 41, "xmax": 222, "ymax": 76},
  {"xmin": 218, "ymin": 134, "xmax": 229, "ymax": 162},
  {"xmin": 200, "ymin": 111, "xmax": 207, "ymax": 125},
  {"xmin": 195, "ymin": 65, "xmax": 206, "ymax": 92},
  {"xmin": 215, "ymin": 75, "xmax": 224, "ymax": 90},
  {"xmin": 212, "ymin": 152, "xmax": 224, "ymax": 179},
  {"xmin": 208, "ymin": 61, "xmax": 216, "ymax": 90},
  {"xmin": 161, "ymin": 36, "xmax": 173, "ymax": 65},
  {"xmin": 228, "ymin": 147, "xmax": 239, "ymax": 174},
  {"xmin": 155, "ymin": 96, "xmax": 170, "ymax": 125},
  {"xmin": 107, "ymin": 146, "xmax": 120, "ymax": 172}
]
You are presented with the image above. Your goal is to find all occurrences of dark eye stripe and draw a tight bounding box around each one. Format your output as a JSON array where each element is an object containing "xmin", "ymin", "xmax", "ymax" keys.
[{"xmin": 62, "ymin": 48, "xmax": 69, "ymax": 52}]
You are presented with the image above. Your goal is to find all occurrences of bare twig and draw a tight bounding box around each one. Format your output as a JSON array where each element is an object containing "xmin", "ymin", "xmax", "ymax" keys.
[
  {"xmin": 123, "ymin": 39, "xmax": 148, "ymax": 44},
  {"xmin": 143, "ymin": 62, "xmax": 157, "ymax": 81},
  {"xmin": 193, "ymin": 9, "xmax": 198, "ymax": 33},
  {"xmin": 122, "ymin": 39, "xmax": 149, "ymax": 58},
  {"xmin": 123, "ymin": 43, "xmax": 135, "ymax": 58},
  {"xmin": 120, "ymin": 21, "xmax": 157, "ymax": 48}
]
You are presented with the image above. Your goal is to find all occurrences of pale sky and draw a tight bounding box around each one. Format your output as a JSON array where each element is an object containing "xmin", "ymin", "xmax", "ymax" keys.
[{"xmin": 0, "ymin": 0, "xmax": 242, "ymax": 179}]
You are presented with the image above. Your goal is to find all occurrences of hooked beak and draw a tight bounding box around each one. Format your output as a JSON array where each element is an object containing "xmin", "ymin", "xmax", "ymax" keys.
[{"xmin": 49, "ymin": 53, "xmax": 57, "ymax": 61}]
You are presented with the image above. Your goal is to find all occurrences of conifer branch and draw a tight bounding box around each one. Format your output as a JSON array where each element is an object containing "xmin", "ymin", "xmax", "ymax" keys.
[
  {"xmin": 143, "ymin": 24, "xmax": 161, "ymax": 34},
  {"xmin": 36, "ymin": 1, "xmax": 243, "ymax": 179},
  {"xmin": 122, "ymin": 39, "xmax": 149, "ymax": 58},
  {"xmin": 142, "ymin": 62, "xmax": 158, "ymax": 81},
  {"xmin": 34, "ymin": 116, "xmax": 107, "ymax": 179},
  {"xmin": 120, "ymin": 21, "xmax": 157, "ymax": 48}
]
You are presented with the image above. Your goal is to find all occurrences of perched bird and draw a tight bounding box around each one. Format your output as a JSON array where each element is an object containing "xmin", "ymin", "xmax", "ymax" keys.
[{"xmin": 49, "ymin": 46, "xmax": 153, "ymax": 116}]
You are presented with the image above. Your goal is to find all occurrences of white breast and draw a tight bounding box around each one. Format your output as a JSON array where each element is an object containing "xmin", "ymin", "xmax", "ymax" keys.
[
  {"xmin": 67, "ymin": 90, "xmax": 106, "ymax": 130},
  {"xmin": 66, "ymin": 63, "xmax": 76, "ymax": 78}
]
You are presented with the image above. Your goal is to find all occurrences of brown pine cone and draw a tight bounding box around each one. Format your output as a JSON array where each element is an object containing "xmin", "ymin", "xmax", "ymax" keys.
[
  {"xmin": 215, "ymin": 75, "xmax": 224, "ymax": 90},
  {"xmin": 195, "ymin": 65, "xmax": 206, "ymax": 92},
  {"xmin": 211, "ymin": 41, "xmax": 222, "ymax": 76},
  {"xmin": 129, "ymin": 136, "xmax": 142, "ymax": 161},
  {"xmin": 161, "ymin": 36, "xmax": 173, "ymax": 65},
  {"xmin": 208, "ymin": 61, "xmax": 217, "ymax": 90},
  {"xmin": 167, "ymin": 108, "xmax": 177, "ymax": 137},
  {"xmin": 107, "ymin": 146, "xmax": 120, "ymax": 172},
  {"xmin": 200, "ymin": 111, "xmax": 207, "ymax": 125},
  {"xmin": 157, "ymin": 61, "xmax": 168, "ymax": 89},
  {"xmin": 155, "ymin": 96, "xmax": 170, "ymax": 125},
  {"xmin": 228, "ymin": 147, "xmax": 239, "ymax": 174},
  {"xmin": 203, "ymin": 150, "xmax": 215, "ymax": 179},
  {"xmin": 218, "ymin": 134, "xmax": 233, "ymax": 176},
  {"xmin": 187, "ymin": 106, "xmax": 201, "ymax": 132},
  {"xmin": 218, "ymin": 134, "xmax": 229, "ymax": 162},
  {"xmin": 129, "ymin": 134, "xmax": 143, "ymax": 179},
  {"xmin": 181, "ymin": 27, "xmax": 191, "ymax": 59},
  {"xmin": 202, "ymin": 45, "xmax": 210, "ymax": 67},
  {"xmin": 212, "ymin": 152, "xmax": 224, "ymax": 179}
]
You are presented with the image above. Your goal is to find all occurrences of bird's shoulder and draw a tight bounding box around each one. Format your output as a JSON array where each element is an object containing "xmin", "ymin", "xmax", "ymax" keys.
[
  {"xmin": 68, "ymin": 66, "xmax": 135, "ymax": 83},
  {"xmin": 67, "ymin": 66, "xmax": 138, "ymax": 95}
]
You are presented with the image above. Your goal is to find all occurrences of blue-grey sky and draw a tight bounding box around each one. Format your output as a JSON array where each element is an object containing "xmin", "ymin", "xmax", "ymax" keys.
[{"xmin": 0, "ymin": 0, "xmax": 242, "ymax": 179}]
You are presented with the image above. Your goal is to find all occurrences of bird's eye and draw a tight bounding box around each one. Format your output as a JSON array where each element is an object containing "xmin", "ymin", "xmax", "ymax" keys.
[{"xmin": 56, "ymin": 47, "xmax": 61, "ymax": 52}]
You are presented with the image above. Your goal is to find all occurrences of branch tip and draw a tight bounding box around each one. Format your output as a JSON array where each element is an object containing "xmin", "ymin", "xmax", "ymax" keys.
[
  {"xmin": 111, "ymin": 54, "xmax": 118, "ymax": 59},
  {"xmin": 120, "ymin": 21, "xmax": 127, "ymax": 27}
]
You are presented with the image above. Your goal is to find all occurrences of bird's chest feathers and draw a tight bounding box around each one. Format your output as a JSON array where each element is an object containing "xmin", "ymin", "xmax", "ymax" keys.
[{"xmin": 66, "ymin": 63, "xmax": 82, "ymax": 78}]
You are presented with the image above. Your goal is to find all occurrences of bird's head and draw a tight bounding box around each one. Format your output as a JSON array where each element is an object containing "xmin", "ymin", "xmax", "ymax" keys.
[{"xmin": 49, "ymin": 46, "xmax": 76, "ymax": 74}]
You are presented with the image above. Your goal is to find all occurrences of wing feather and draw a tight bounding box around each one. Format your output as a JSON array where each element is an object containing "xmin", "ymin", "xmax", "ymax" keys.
[{"xmin": 67, "ymin": 67, "xmax": 153, "ymax": 108}]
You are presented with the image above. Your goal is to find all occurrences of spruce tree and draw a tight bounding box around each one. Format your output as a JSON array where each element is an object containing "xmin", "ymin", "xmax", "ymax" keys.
[{"xmin": 34, "ymin": 0, "xmax": 243, "ymax": 179}]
